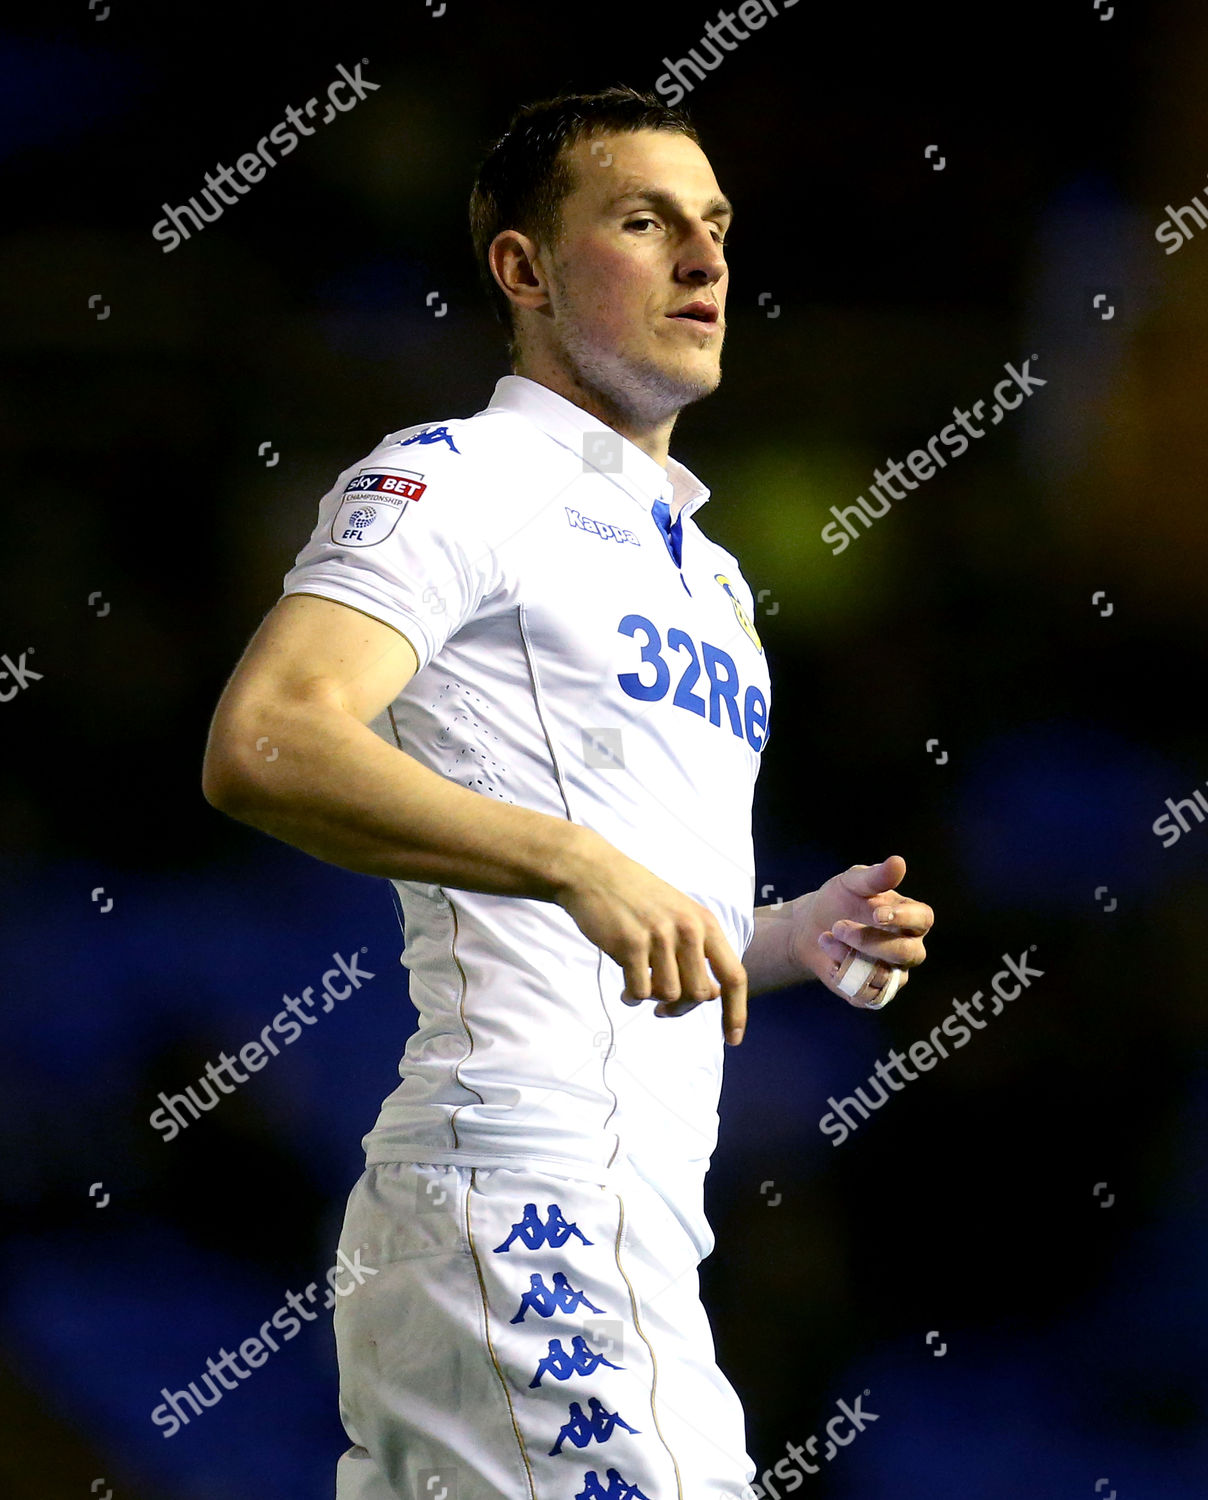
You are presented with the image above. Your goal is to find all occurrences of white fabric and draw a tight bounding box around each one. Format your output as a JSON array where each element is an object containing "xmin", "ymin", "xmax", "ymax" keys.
[
  {"xmin": 281, "ymin": 376, "xmax": 772, "ymax": 1257},
  {"xmin": 332, "ymin": 1160, "xmax": 757, "ymax": 1499}
]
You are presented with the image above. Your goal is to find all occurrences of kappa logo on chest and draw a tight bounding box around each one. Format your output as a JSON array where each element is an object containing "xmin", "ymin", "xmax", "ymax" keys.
[{"xmin": 563, "ymin": 506, "xmax": 641, "ymax": 546}]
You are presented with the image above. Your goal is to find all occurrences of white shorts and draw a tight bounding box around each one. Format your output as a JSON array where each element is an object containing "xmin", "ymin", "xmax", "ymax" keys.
[{"xmin": 332, "ymin": 1159, "xmax": 756, "ymax": 1499}]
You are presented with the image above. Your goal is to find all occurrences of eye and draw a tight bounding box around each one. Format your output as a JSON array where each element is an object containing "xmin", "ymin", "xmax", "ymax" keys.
[{"xmin": 625, "ymin": 216, "xmax": 661, "ymax": 233}]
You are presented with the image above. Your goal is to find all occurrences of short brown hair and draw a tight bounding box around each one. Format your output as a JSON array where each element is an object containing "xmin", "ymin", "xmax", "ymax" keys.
[{"xmin": 468, "ymin": 85, "xmax": 701, "ymax": 360}]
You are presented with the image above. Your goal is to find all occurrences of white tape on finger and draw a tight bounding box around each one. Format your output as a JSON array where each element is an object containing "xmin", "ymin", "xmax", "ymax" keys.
[
  {"xmin": 837, "ymin": 954, "xmax": 903, "ymax": 1008},
  {"xmin": 837, "ymin": 954, "xmax": 876, "ymax": 997},
  {"xmin": 865, "ymin": 966, "xmax": 903, "ymax": 1009}
]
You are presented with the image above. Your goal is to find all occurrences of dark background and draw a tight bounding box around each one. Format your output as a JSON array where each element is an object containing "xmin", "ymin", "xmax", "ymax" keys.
[{"xmin": 2, "ymin": 1, "xmax": 1206, "ymax": 1495}]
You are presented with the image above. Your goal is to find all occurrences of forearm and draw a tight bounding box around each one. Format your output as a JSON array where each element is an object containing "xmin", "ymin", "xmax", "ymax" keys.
[
  {"xmin": 744, "ymin": 893, "xmax": 819, "ymax": 995},
  {"xmin": 203, "ymin": 695, "xmax": 597, "ymax": 899}
]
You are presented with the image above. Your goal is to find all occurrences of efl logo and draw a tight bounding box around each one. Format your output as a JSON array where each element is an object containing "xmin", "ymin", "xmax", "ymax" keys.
[{"xmin": 343, "ymin": 469, "xmax": 426, "ymax": 501}]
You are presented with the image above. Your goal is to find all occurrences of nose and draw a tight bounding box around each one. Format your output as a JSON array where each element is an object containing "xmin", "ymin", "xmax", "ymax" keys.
[{"xmin": 678, "ymin": 221, "xmax": 727, "ymax": 288}]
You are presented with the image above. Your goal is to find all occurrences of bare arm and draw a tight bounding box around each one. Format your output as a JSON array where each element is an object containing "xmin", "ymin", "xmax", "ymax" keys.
[
  {"xmin": 743, "ymin": 896, "xmax": 816, "ymax": 996},
  {"xmin": 202, "ymin": 592, "xmax": 748, "ymax": 1040},
  {"xmin": 203, "ymin": 591, "xmax": 596, "ymax": 896}
]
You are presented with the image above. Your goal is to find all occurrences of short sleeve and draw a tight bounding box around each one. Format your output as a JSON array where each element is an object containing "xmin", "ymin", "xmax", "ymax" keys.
[{"xmin": 280, "ymin": 425, "xmax": 508, "ymax": 671}]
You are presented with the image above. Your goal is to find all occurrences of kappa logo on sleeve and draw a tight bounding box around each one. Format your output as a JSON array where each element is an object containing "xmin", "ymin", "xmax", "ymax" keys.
[
  {"xmin": 331, "ymin": 468, "xmax": 425, "ymax": 547},
  {"xmin": 393, "ymin": 424, "xmax": 460, "ymax": 453}
]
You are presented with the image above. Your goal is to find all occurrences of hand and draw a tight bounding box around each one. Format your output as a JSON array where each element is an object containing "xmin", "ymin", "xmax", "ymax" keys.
[
  {"xmin": 552, "ymin": 831, "xmax": 748, "ymax": 1044},
  {"xmin": 792, "ymin": 855, "xmax": 933, "ymax": 1009}
]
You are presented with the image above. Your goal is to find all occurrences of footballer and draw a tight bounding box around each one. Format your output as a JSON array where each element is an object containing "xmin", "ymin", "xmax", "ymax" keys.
[{"xmin": 202, "ymin": 85, "xmax": 934, "ymax": 1500}]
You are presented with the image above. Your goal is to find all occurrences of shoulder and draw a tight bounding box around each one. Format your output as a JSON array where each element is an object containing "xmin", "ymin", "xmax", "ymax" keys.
[
  {"xmin": 375, "ymin": 403, "xmax": 556, "ymax": 478},
  {"xmin": 364, "ymin": 406, "xmax": 564, "ymax": 523},
  {"xmin": 366, "ymin": 414, "xmax": 486, "ymax": 502}
]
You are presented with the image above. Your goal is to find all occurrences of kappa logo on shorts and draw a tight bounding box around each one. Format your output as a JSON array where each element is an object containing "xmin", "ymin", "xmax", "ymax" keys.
[
  {"xmin": 577, "ymin": 1469, "xmax": 652, "ymax": 1500},
  {"xmin": 550, "ymin": 1396, "xmax": 639, "ymax": 1456},
  {"xmin": 528, "ymin": 1335, "xmax": 624, "ymax": 1388},
  {"xmin": 510, "ymin": 1272, "xmax": 605, "ymax": 1323},
  {"xmin": 493, "ymin": 1203, "xmax": 593, "ymax": 1252},
  {"xmin": 331, "ymin": 469, "xmax": 425, "ymax": 547}
]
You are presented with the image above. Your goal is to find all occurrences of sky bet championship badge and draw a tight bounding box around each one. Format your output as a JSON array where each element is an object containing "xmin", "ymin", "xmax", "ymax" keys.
[{"xmin": 331, "ymin": 467, "xmax": 426, "ymax": 547}]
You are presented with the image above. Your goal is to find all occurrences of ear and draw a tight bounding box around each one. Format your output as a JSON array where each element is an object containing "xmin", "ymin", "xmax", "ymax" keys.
[{"xmin": 489, "ymin": 229, "xmax": 550, "ymax": 316}]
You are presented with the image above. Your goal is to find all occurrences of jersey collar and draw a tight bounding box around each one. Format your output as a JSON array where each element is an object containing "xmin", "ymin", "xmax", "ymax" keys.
[{"xmin": 484, "ymin": 374, "xmax": 711, "ymax": 522}]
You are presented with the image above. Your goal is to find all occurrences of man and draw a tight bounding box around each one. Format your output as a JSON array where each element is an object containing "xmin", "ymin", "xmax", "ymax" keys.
[{"xmin": 202, "ymin": 86, "xmax": 933, "ymax": 1500}]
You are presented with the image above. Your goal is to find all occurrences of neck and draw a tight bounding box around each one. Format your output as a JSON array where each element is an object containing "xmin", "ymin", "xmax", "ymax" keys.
[{"xmin": 513, "ymin": 354, "xmax": 676, "ymax": 468}]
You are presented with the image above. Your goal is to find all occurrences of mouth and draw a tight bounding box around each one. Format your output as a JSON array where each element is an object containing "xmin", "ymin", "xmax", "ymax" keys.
[{"xmin": 666, "ymin": 300, "xmax": 721, "ymax": 330}]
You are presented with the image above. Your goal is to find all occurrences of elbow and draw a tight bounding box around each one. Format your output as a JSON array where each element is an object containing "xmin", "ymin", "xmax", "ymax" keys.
[
  {"xmin": 201, "ymin": 733, "xmax": 264, "ymax": 818},
  {"xmin": 202, "ymin": 753, "xmax": 246, "ymax": 816},
  {"xmin": 203, "ymin": 691, "xmax": 301, "ymax": 818}
]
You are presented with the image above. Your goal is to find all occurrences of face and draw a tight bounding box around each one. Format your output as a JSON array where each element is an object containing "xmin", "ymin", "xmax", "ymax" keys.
[{"xmin": 528, "ymin": 128, "xmax": 731, "ymax": 424}]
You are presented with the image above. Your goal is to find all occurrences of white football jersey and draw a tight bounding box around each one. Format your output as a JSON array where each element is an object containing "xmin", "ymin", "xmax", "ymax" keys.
[{"xmin": 281, "ymin": 375, "xmax": 771, "ymax": 1256}]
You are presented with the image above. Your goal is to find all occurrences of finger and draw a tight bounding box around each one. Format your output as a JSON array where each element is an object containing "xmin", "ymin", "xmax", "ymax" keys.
[
  {"xmin": 655, "ymin": 997, "xmax": 705, "ymax": 1018},
  {"xmin": 843, "ymin": 855, "xmax": 907, "ymax": 901},
  {"xmin": 648, "ymin": 925, "xmax": 681, "ymax": 1004},
  {"xmin": 837, "ymin": 953, "xmax": 904, "ymax": 1009},
  {"xmin": 867, "ymin": 897, "xmax": 934, "ymax": 938},
  {"xmin": 620, "ymin": 936, "xmax": 652, "ymax": 1004},
  {"xmin": 830, "ymin": 920, "xmax": 927, "ymax": 969},
  {"xmin": 655, "ymin": 919, "xmax": 720, "ymax": 1018},
  {"xmin": 858, "ymin": 961, "xmax": 905, "ymax": 1010},
  {"xmin": 677, "ymin": 918, "xmax": 722, "ymax": 1002},
  {"xmin": 705, "ymin": 929, "xmax": 747, "ymax": 1044}
]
